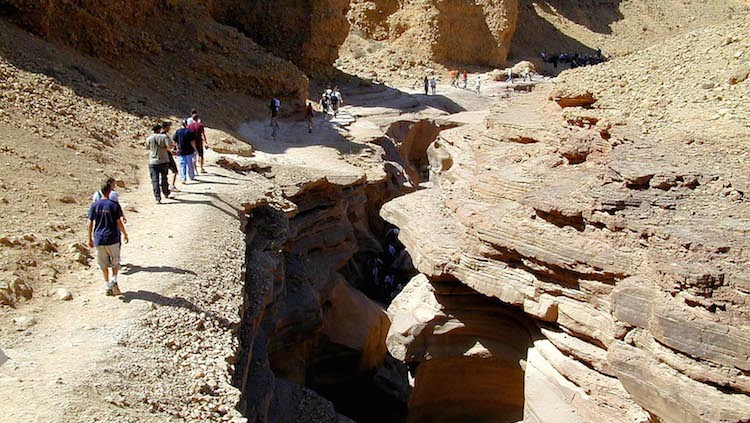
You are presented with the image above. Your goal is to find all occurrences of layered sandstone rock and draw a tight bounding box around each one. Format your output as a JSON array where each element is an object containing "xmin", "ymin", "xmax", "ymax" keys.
[
  {"xmin": 388, "ymin": 274, "xmax": 534, "ymax": 422},
  {"xmin": 382, "ymin": 18, "xmax": 750, "ymax": 422},
  {"xmin": 235, "ymin": 176, "xmax": 392, "ymax": 421}
]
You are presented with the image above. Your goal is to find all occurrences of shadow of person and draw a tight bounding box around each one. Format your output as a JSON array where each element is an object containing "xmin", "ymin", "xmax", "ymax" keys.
[
  {"xmin": 119, "ymin": 290, "xmax": 234, "ymax": 329},
  {"xmin": 121, "ymin": 264, "xmax": 197, "ymax": 276}
]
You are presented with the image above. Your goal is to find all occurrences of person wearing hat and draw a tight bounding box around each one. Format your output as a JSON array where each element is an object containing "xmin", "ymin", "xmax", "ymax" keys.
[{"xmin": 145, "ymin": 122, "xmax": 173, "ymax": 203}]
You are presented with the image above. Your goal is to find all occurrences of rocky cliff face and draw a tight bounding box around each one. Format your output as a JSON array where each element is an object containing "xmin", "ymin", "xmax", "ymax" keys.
[
  {"xmin": 340, "ymin": 0, "xmax": 518, "ymax": 79},
  {"xmin": 209, "ymin": 0, "xmax": 351, "ymax": 77},
  {"xmin": 382, "ymin": 17, "xmax": 750, "ymax": 423}
]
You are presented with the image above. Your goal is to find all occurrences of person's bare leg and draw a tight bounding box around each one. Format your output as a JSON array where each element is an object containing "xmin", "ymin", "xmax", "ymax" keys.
[{"xmin": 200, "ymin": 156, "xmax": 205, "ymax": 173}]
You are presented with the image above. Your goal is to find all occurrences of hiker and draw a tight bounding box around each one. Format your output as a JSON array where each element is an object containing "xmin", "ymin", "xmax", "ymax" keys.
[
  {"xmin": 449, "ymin": 69, "xmax": 458, "ymax": 87},
  {"xmin": 430, "ymin": 76, "xmax": 437, "ymax": 95},
  {"xmin": 320, "ymin": 92, "xmax": 329, "ymax": 115},
  {"xmin": 423, "ymin": 75, "xmax": 429, "ymax": 95},
  {"xmin": 174, "ymin": 119, "xmax": 197, "ymax": 183},
  {"xmin": 269, "ymin": 97, "xmax": 281, "ymax": 127},
  {"xmin": 87, "ymin": 180, "xmax": 129, "ymax": 296},
  {"xmin": 330, "ymin": 88, "xmax": 342, "ymax": 118},
  {"xmin": 146, "ymin": 123, "xmax": 172, "ymax": 203},
  {"xmin": 333, "ymin": 87, "xmax": 343, "ymax": 107},
  {"xmin": 462, "ymin": 71, "xmax": 468, "ymax": 89},
  {"xmin": 187, "ymin": 112, "xmax": 207, "ymax": 174},
  {"xmin": 305, "ymin": 102, "xmax": 314, "ymax": 133},
  {"xmin": 92, "ymin": 177, "xmax": 127, "ymax": 224},
  {"xmin": 475, "ymin": 75, "xmax": 481, "ymax": 94},
  {"xmin": 161, "ymin": 122, "xmax": 179, "ymax": 191},
  {"xmin": 506, "ymin": 67, "xmax": 514, "ymax": 84},
  {"xmin": 186, "ymin": 108, "xmax": 198, "ymax": 125}
]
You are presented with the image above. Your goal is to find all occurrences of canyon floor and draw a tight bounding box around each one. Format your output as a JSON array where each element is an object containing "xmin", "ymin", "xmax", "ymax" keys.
[{"xmin": 0, "ymin": 76, "xmax": 528, "ymax": 422}]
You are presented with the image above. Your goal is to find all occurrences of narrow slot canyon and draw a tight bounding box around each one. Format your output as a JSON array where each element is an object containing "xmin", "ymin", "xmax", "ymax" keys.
[{"xmin": 229, "ymin": 74, "xmax": 750, "ymax": 423}]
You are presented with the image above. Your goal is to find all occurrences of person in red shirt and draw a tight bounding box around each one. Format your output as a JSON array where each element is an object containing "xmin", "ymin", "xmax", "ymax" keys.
[{"xmin": 187, "ymin": 112, "xmax": 208, "ymax": 174}]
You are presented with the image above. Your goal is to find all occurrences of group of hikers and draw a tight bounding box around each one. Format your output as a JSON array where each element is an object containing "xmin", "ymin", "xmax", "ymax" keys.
[
  {"xmin": 87, "ymin": 110, "xmax": 208, "ymax": 295},
  {"xmin": 268, "ymin": 86, "xmax": 344, "ymax": 134},
  {"xmin": 427, "ymin": 70, "xmax": 483, "ymax": 94},
  {"xmin": 541, "ymin": 49, "xmax": 606, "ymax": 69}
]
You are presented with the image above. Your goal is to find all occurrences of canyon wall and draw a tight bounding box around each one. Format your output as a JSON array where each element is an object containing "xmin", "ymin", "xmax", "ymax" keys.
[
  {"xmin": 209, "ymin": 0, "xmax": 351, "ymax": 76},
  {"xmin": 234, "ymin": 175, "xmax": 398, "ymax": 422},
  {"xmin": 340, "ymin": 0, "xmax": 518, "ymax": 79},
  {"xmin": 382, "ymin": 17, "xmax": 750, "ymax": 423}
]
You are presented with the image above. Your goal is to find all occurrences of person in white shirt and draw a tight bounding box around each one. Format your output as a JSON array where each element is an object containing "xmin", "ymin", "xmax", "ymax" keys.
[{"xmin": 92, "ymin": 177, "xmax": 127, "ymax": 223}]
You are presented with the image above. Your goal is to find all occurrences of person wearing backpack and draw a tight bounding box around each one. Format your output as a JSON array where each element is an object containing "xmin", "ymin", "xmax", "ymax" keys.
[
  {"xmin": 269, "ymin": 97, "xmax": 281, "ymax": 127},
  {"xmin": 320, "ymin": 92, "xmax": 329, "ymax": 115},
  {"xmin": 330, "ymin": 90, "xmax": 340, "ymax": 118}
]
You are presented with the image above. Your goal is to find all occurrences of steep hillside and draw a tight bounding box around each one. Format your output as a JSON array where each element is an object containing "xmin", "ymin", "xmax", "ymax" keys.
[
  {"xmin": 0, "ymin": 18, "xmax": 258, "ymax": 308},
  {"xmin": 209, "ymin": 0, "xmax": 351, "ymax": 76},
  {"xmin": 339, "ymin": 0, "xmax": 518, "ymax": 81},
  {"xmin": 511, "ymin": 0, "xmax": 750, "ymax": 65},
  {"xmin": 0, "ymin": 0, "xmax": 310, "ymax": 102},
  {"xmin": 338, "ymin": 0, "xmax": 749, "ymax": 80}
]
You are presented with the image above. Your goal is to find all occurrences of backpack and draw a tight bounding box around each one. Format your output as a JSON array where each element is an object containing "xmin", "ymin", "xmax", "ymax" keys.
[
  {"xmin": 269, "ymin": 98, "xmax": 280, "ymax": 110},
  {"xmin": 330, "ymin": 94, "xmax": 339, "ymax": 106}
]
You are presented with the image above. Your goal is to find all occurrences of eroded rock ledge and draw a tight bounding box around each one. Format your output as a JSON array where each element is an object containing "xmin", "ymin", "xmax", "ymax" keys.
[
  {"xmin": 234, "ymin": 175, "xmax": 397, "ymax": 422},
  {"xmin": 381, "ymin": 84, "xmax": 750, "ymax": 422}
]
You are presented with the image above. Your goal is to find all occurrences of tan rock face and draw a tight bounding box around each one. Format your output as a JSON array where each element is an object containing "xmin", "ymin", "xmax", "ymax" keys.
[
  {"xmin": 210, "ymin": 0, "xmax": 351, "ymax": 76},
  {"xmin": 236, "ymin": 177, "xmax": 394, "ymax": 420},
  {"xmin": 388, "ymin": 275, "xmax": 533, "ymax": 422},
  {"xmin": 342, "ymin": 0, "xmax": 518, "ymax": 75},
  {"xmin": 382, "ymin": 19, "xmax": 750, "ymax": 421}
]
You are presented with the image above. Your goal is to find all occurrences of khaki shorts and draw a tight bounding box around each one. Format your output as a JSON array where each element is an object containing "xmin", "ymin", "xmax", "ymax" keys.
[{"xmin": 96, "ymin": 243, "xmax": 121, "ymax": 270}]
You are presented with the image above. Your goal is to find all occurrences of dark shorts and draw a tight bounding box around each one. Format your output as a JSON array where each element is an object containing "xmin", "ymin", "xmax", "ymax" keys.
[
  {"xmin": 195, "ymin": 139, "xmax": 204, "ymax": 158},
  {"xmin": 168, "ymin": 154, "xmax": 177, "ymax": 173},
  {"xmin": 271, "ymin": 108, "xmax": 279, "ymax": 118}
]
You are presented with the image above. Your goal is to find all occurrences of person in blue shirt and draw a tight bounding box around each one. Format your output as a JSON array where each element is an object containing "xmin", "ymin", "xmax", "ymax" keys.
[
  {"xmin": 173, "ymin": 119, "xmax": 197, "ymax": 183},
  {"xmin": 88, "ymin": 181, "xmax": 129, "ymax": 296}
]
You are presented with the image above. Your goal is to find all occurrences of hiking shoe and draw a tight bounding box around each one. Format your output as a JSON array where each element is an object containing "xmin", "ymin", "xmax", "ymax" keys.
[
  {"xmin": 200, "ymin": 168, "xmax": 206, "ymax": 173},
  {"xmin": 105, "ymin": 288, "xmax": 114, "ymax": 296},
  {"xmin": 111, "ymin": 283, "xmax": 121, "ymax": 296},
  {"xmin": 156, "ymin": 198, "xmax": 162, "ymax": 204}
]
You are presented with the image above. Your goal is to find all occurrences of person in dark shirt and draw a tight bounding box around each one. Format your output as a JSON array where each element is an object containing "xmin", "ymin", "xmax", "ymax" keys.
[
  {"xmin": 174, "ymin": 119, "xmax": 197, "ymax": 183},
  {"xmin": 187, "ymin": 112, "xmax": 208, "ymax": 174},
  {"xmin": 88, "ymin": 182, "xmax": 129, "ymax": 296},
  {"xmin": 305, "ymin": 102, "xmax": 314, "ymax": 133}
]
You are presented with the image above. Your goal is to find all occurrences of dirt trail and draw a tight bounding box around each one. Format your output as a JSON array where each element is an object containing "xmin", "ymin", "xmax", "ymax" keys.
[
  {"xmin": 0, "ymin": 147, "xmax": 262, "ymax": 422},
  {"xmin": 0, "ymin": 75, "xmax": 536, "ymax": 422}
]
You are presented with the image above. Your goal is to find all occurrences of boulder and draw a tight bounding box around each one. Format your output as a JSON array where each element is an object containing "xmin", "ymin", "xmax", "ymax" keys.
[
  {"xmin": 13, "ymin": 315, "xmax": 36, "ymax": 330},
  {"xmin": 54, "ymin": 287, "xmax": 73, "ymax": 301},
  {"xmin": 322, "ymin": 278, "xmax": 390, "ymax": 372}
]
